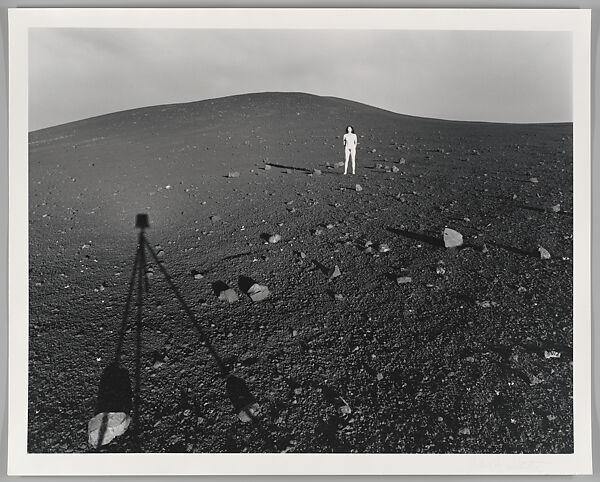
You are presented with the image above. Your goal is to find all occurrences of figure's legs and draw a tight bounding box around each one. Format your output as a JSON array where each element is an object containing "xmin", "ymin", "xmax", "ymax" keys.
[
  {"xmin": 344, "ymin": 149, "xmax": 350, "ymax": 175},
  {"xmin": 351, "ymin": 149, "xmax": 356, "ymax": 175}
]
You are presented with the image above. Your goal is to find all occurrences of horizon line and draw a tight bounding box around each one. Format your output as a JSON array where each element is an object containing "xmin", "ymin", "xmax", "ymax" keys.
[{"xmin": 29, "ymin": 91, "xmax": 573, "ymax": 133}]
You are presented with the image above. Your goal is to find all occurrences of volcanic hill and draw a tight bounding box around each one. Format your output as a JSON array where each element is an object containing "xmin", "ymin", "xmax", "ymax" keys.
[{"xmin": 28, "ymin": 92, "xmax": 573, "ymax": 453}]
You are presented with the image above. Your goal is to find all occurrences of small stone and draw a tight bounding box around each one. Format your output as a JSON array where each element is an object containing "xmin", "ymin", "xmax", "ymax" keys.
[
  {"xmin": 218, "ymin": 288, "xmax": 239, "ymax": 304},
  {"xmin": 443, "ymin": 228, "xmax": 463, "ymax": 248},
  {"xmin": 228, "ymin": 171, "xmax": 240, "ymax": 178},
  {"xmin": 334, "ymin": 161, "xmax": 345, "ymax": 168},
  {"xmin": 398, "ymin": 158, "xmax": 406, "ymax": 164},
  {"xmin": 378, "ymin": 243, "xmax": 390, "ymax": 253},
  {"xmin": 264, "ymin": 164, "xmax": 272, "ymax": 170},
  {"xmin": 210, "ymin": 215, "xmax": 221, "ymax": 223},
  {"xmin": 355, "ymin": 184, "xmax": 363, "ymax": 192},
  {"xmin": 391, "ymin": 166, "xmax": 400, "ymax": 173},
  {"xmin": 376, "ymin": 373, "xmax": 384, "ymax": 381},
  {"xmin": 551, "ymin": 204, "xmax": 561, "ymax": 212},
  {"xmin": 312, "ymin": 169, "xmax": 322, "ymax": 175},
  {"xmin": 538, "ymin": 246, "xmax": 551, "ymax": 259},
  {"xmin": 334, "ymin": 293, "xmax": 344, "ymax": 301},
  {"xmin": 458, "ymin": 427, "xmax": 471, "ymax": 435},
  {"xmin": 238, "ymin": 402, "xmax": 260, "ymax": 423},
  {"xmin": 476, "ymin": 300, "xmax": 492, "ymax": 308},
  {"xmin": 165, "ymin": 185, "xmax": 172, "ymax": 190},
  {"xmin": 339, "ymin": 405, "xmax": 352, "ymax": 415},
  {"xmin": 529, "ymin": 177, "xmax": 539, "ymax": 183},
  {"xmin": 371, "ymin": 148, "xmax": 377, "ymax": 153},
  {"xmin": 530, "ymin": 375, "xmax": 543, "ymax": 385},
  {"xmin": 312, "ymin": 228, "xmax": 324, "ymax": 236},
  {"xmin": 436, "ymin": 266, "xmax": 446, "ymax": 275},
  {"xmin": 247, "ymin": 283, "xmax": 270, "ymax": 302},
  {"xmin": 294, "ymin": 387, "xmax": 303, "ymax": 395},
  {"xmin": 465, "ymin": 356, "xmax": 475, "ymax": 363},
  {"xmin": 268, "ymin": 234, "xmax": 282, "ymax": 244},
  {"xmin": 194, "ymin": 273, "xmax": 204, "ymax": 280},
  {"xmin": 396, "ymin": 276, "xmax": 412, "ymax": 284},
  {"xmin": 328, "ymin": 265, "xmax": 341, "ymax": 280}
]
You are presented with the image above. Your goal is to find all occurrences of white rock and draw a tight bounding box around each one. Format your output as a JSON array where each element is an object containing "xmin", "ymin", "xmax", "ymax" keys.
[
  {"xmin": 88, "ymin": 412, "xmax": 131, "ymax": 448},
  {"xmin": 539, "ymin": 246, "xmax": 551, "ymax": 259},
  {"xmin": 443, "ymin": 228, "xmax": 463, "ymax": 248},
  {"xmin": 218, "ymin": 288, "xmax": 239, "ymax": 303},
  {"xmin": 248, "ymin": 283, "xmax": 270, "ymax": 302},
  {"xmin": 355, "ymin": 184, "xmax": 363, "ymax": 192},
  {"xmin": 238, "ymin": 402, "xmax": 260, "ymax": 423},
  {"xmin": 268, "ymin": 234, "xmax": 282, "ymax": 244},
  {"xmin": 328, "ymin": 265, "xmax": 341, "ymax": 280}
]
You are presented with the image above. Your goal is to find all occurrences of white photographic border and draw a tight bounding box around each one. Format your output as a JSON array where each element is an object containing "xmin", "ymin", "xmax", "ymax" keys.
[{"xmin": 8, "ymin": 7, "xmax": 592, "ymax": 476}]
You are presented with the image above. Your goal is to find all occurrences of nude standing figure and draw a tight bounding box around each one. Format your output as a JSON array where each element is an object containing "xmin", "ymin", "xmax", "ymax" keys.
[{"xmin": 343, "ymin": 125, "xmax": 357, "ymax": 175}]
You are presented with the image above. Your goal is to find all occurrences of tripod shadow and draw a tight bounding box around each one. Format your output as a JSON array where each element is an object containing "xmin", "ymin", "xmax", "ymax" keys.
[{"xmin": 93, "ymin": 224, "xmax": 262, "ymax": 451}]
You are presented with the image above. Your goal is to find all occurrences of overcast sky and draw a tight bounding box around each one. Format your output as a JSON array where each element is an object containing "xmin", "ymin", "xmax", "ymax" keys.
[{"xmin": 29, "ymin": 28, "xmax": 572, "ymax": 131}]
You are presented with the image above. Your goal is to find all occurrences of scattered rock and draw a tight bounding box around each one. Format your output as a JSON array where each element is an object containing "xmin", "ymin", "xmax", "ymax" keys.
[
  {"xmin": 396, "ymin": 276, "xmax": 412, "ymax": 284},
  {"xmin": 339, "ymin": 404, "xmax": 352, "ymax": 415},
  {"xmin": 228, "ymin": 171, "xmax": 240, "ymax": 178},
  {"xmin": 378, "ymin": 243, "xmax": 390, "ymax": 253},
  {"xmin": 268, "ymin": 234, "xmax": 282, "ymax": 244},
  {"xmin": 391, "ymin": 166, "xmax": 400, "ymax": 173},
  {"xmin": 328, "ymin": 265, "xmax": 341, "ymax": 280},
  {"xmin": 355, "ymin": 184, "xmax": 363, "ymax": 192},
  {"xmin": 443, "ymin": 228, "xmax": 463, "ymax": 248},
  {"xmin": 398, "ymin": 158, "xmax": 406, "ymax": 164},
  {"xmin": 312, "ymin": 227, "xmax": 324, "ymax": 236},
  {"xmin": 312, "ymin": 169, "xmax": 322, "ymax": 175},
  {"xmin": 88, "ymin": 412, "xmax": 131, "ymax": 447},
  {"xmin": 238, "ymin": 402, "xmax": 260, "ymax": 423},
  {"xmin": 218, "ymin": 288, "xmax": 239, "ymax": 304},
  {"xmin": 436, "ymin": 266, "xmax": 446, "ymax": 275},
  {"xmin": 247, "ymin": 283, "xmax": 270, "ymax": 302},
  {"xmin": 538, "ymin": 246, "xmax": 551, "ymax": 259},
  {"xmin": 551, "ymin": 204, "xmax": 561, "ymax": 212}
]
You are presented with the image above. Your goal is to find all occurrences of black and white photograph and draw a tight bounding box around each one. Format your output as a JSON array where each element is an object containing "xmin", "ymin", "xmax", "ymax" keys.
[{"xmin": 8, "ymin": 7, "xmax": 592, "ymax": 476}]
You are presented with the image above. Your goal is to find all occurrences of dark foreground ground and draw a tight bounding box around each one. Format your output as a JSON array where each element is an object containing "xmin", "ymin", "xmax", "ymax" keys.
[{"xmin": 28, "ymin": 93, "xmax": 573, "ymax": 453}]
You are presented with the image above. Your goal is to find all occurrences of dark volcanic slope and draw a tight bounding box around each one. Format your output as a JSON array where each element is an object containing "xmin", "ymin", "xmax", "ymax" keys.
[{"xmin": 28, "ymin": 92, "xmax": 573, "ymax": 454}]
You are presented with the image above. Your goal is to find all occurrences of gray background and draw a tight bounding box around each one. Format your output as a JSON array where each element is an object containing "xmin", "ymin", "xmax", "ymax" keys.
[{"xmin": 0, "ymin": 0, "xmax": 598, "ymax": 480}]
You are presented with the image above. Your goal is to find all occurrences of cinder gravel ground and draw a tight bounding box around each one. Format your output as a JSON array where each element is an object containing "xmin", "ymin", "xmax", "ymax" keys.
[{"xmin": 28, "ymin": 93, "xmax": 573, "ymax": 453}]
